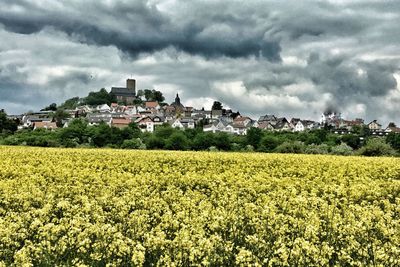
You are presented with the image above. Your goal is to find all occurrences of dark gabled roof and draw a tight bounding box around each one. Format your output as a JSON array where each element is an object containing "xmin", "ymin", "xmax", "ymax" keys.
[
  {"xmin": 218, "ymin": 120, "xmax": 230, "ymax": 127},
  {"xmin": 149, "ymin": 115, "xmax": 166, "ymax": 122},
  {"xmin": 88, "ymin": 117, "xmax": 112, "ymax": 123},
  {"xmin": 300, "ymin": 120, "xmax": 315, "ymax": 127},
  {"xmin": 258, "ymin": 121, "xmax": 274, "ymax": 129},
  {"xmin": 111, "ymin": 87, "xmax": 136, "ymax": 97},
  {"xmin": 274, "ymin": 120, "xmax": 289, "ymax": 129},
  {"xmin": 291, "ymin": 118, "xmax": 301, "ymax": 124},
  {"xmin": 258, "ymin": 114, "xmax": 277, "ymax": 122},
  {"xmin": 276, "ymin": 117, "xmax": 288, "ymax": 122},
  {"xmin": 180, "ymin": 118, "xmax": 194, "ymax": 123},
  {"xmin": 368, "ymin": 120, "xmax": 382, "ymax": 126}
]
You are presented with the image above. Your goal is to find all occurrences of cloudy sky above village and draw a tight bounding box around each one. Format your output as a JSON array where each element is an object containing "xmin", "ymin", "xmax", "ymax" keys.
[{"xmin": 0, "ymin": 0, "xmax": 399, "ymax": 124}]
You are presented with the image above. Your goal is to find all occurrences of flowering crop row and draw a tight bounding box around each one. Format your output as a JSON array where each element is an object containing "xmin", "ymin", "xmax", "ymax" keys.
[{"xmin": 0, "ymin": 146, "xmax": 399, "ymax": 266}]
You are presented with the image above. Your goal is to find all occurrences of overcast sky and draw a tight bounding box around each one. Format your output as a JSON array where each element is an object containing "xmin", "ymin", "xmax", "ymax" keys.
[{"xmin": 1, "ymin": 0, "xmax": 399, "ymax": 124}]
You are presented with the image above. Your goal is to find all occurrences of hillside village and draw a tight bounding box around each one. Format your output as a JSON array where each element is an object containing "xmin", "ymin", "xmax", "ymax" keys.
[{"xmin": 6, "ymin": 78, "xmax": 400, "ymax": 136}]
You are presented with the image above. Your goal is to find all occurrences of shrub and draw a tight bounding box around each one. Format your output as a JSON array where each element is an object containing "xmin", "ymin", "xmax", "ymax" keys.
[
  {"xmin": 304, "ymin": 144, "xmax": 330, "ymax": 154},
  {"xmin": 341, "ymin": 134, "xmax": 362, "ymax": 149},
  {"xmin": 331, "ymin": 143, "xmax": 354, "ymax": 156},
  {"xmin": 145, "ymin": 136, "xmax": 165, "ymax": 150},
  {"xmin": 275, "ymin": 141, "xmax": 304, "ymax": 154},
  {"xmin": 208, "ymin": 146, "xmax": 219, "ymax": 152},
  {"xmin": 357, "ymin": 138, "xmax": 396, "ymax": 157},
  {"xmin": 259, "ymin": 135, "xmax": 280, "ymax": 152},
  {"xmin": 231, "ymin": 143, "xmax": 242, "ymax": 152},
  {"xmin": 1, "ymin": 136, "xmax": 21, "ymax": 146},
  {"xmin": 165, "ymin": 132, "xmax": 189, "ymax": 150},
  {"xmin": 121, "ymin": 138, "xmax": 146, "ymax": 149},
  {"xmin": 386, "ymin": 132, "xmax": 400, "ymax": 151},
  {"xmin": 243, "ymin": 145, "xmax": 254, "ymax": 152}
]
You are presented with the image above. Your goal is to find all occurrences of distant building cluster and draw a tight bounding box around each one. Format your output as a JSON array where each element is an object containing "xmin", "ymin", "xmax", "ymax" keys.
[{"xmin": 9, "ymin": 78, "xmax": 400, "ymax": 135}]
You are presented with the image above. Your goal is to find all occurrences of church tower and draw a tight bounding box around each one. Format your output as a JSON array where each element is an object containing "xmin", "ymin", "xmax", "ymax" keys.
[{"xmin": 175, "ymin": 93, "xmax": 181, "ymax": 106}]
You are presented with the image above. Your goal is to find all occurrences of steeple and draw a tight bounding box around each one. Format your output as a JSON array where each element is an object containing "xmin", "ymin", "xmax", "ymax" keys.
[{"xmin": 175, "ymin": 93, "xmax": 181, "ymax": 105}]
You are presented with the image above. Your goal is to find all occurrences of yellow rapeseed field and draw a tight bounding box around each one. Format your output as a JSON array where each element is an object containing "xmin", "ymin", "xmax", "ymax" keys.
[{"xmin": 0, "ymin": 146, "xmax": 399, "ymax": 266}]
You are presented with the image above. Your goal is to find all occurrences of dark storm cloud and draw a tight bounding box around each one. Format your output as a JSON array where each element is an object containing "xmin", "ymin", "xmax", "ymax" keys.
[
  {"xmin": 305, "ymin": 54, "xmax": 398, "ymax": 113},
  {"xmin": 0, "ymin": 0, "xmax": 281, "ymax": 61}
]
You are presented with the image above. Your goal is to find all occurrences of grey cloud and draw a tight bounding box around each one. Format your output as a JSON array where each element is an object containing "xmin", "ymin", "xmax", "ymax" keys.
[
  {"xmin": 306, "ymin": 54, "xmax": 398, "ymax": 105},
  {"xmin": 0, "ymin": 0, "xmax": 281, "ymax": 61},
  {"xmin": 0, "ymin": 68, "xmax": 44, "ymax": 109}
]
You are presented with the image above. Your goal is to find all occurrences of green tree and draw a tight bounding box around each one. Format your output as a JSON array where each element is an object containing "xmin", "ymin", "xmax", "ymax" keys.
[
  {"xmin": 120, "ymin": 122, "xmax": 141, "ymax": 141},
  {"xmin": 89, "ymin": 122, "xmax": 112, "ymax": 147},
  {"xmin": 214, "ymin": 132, "xmax": 231, "ymax": 151},
  {"xmin": 341, "ymin": 134, "xmax": 361, "ymax": 149},
  {"xmin": 304, "ymin": 134, "xmax": 322, "ymax": 145},
  {"xmin": 352, "ymin": 125, "xmax": 371, "ymax": 137},
  {"xmin": 165, "ymin": 132, "xmax": 189, "ymax": 150},
  {"xmin": 41, "ymin": 103, "xmax": 57, "ymax": 111},
  {"xmin": 137, "ymin": 90, "xmax": 145, "ymax": 98},
  {"xmin": 211, "ymin": 101, "xmax": 223, "ymax": 110},
  {"xmin": 144, "ymin": 89, "xmax": 153, "ymax": 101},
  {"xmin": 59, "ymin": 97, "xmax": 80, "ymax": 109},
  {"xmin": 142, "ymin": 89, "xmax": 164, "ymax": 102},
  {"xmin": 358, "ymin": 138, "xmax": 396, "ymax": 156},
  {"xmin": 145, "ymin": 135, "xmax": 165, "ymax": 149},
  {"xmin": 0, "ymin": 110, "xmax": 18, "ymax": 134},
  {"xmin": 154, "ymin": 124, "xmax": 176, "ymax": 139},
  {"xmin": 109, "ymin": 127, "xmax": 124, "ymax": 146},
  {"xmin": 193, "ymin": 132, "xmax": 214, "ymax": 150},
  {"xmin": 311, "ymin": 129, "xmax": 328, "ymax": 143},
  {"xmin": 83, "ymin": 88, "xmax": 116, "ymax": 106},
  {"xmin": 246, "ymin": 127, "xmax": 263, "ymax": 149},
  {"xmin": 259, "ymin": 135, "xmax": 280, "ymax": 152},
  {"xmin": 58, "ymin": 118, "xmax": 88, "ymax": 145},
  {"xmin": 52, "ymin": 109, "xmax": 70, "ymax": 127},
  {"xmin": 133, "ymin": 98, "xmax": 144, "ymax": 105},
  {"xmin": 153, "ymin": 90, "xmax": 165, "ymax": 102},
  {"xmin": 386, "ymin": 132, "xmax": 400, "ymax": 151}
]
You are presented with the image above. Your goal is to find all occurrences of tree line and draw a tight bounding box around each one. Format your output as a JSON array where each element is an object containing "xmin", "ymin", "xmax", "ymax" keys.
[{"xmin": 1, "ymin": 112, "xmax": 400, "ymax": 157}]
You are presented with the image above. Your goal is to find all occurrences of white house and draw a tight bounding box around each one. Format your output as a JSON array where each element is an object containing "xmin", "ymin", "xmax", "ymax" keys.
[
  {"xmin": 96, "ymin": 104, "xmax": 111, "ymax": 113},
  {"xmin": 368, "ymin": 120, "xmax": 382, "ymax": 131},
  {"xmin": 203, "ymin": 124, "xmax": 218, "ymax": 133},
  {"xmin": 135, "ymin": 115, "xmax": 165, "ymax": 132},
  {"xmin": 232, "ymin": 125, "xmax": 247, "ymax": 135},
  {"xmin": 171, "ymin": 119, "xmax": 184, "ymax": 129},
  {"xmin": 294, "ymin": 121, "xmax": 305, "ymax": 132},
  {"xmin": 87, "ymin": 116, "xmax": 112, "ymax": 126},
  {"xmin": 181, "ymin": 118, "xmax": 195, "ymax": 129}
]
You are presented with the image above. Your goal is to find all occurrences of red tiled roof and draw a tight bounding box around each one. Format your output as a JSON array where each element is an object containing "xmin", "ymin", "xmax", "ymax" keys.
[
  {"xmin": 342, "ymin": 120, "xmax": 363, "ymax": 126},
  {"xmin": 234, "ymin": 116, "xmax": 250, "ymax": 122},
  {"xmin": 145, "ymin": 101, "xmax": 159, "ymax": 108},
  {"xmin": 33, "ymin": 122, "xmax": 58, "ymax": 129},
  {"xmin": 387, "ymin": 127, "xmax": 400, "ymax": 133},
  {"xmin": 112, "ymin": 118, "xmax": 131, "ymax": 125}
]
